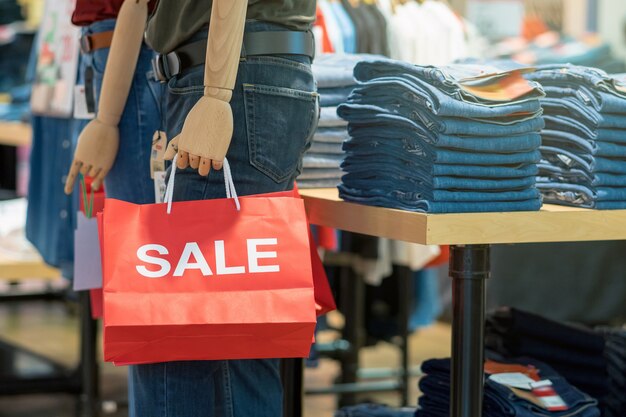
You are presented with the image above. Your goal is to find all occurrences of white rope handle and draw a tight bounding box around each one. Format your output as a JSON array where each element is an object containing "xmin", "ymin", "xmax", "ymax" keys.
[{"xmin": 165, "ymin": 154, "xmax": 241, "ymax": 214}]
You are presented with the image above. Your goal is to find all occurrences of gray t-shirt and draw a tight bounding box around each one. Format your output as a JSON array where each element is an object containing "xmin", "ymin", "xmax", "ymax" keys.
[{"xmin": 146, "ymin": 0, "xmax": 316, "ymax": 53}]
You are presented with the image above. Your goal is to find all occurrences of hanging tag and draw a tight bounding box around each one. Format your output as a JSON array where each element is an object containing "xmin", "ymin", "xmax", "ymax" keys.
[
  {"xmin": 73, "ymin": 85, "xmax": 96, "ymax": 120},
  {"xmin": 530, "ymin": 380, "xmax": 569, "ymax": 412},
  {"xmin": 489, "ymin": 373, "xmax": 536, "ymax": 390},
  {"xmin": 150, "ymin": 130, "xmax": 167, "ymax": 179},
  {"xmin": 154, "ymin": 171, "xmax": 167, "ymax": 203}
]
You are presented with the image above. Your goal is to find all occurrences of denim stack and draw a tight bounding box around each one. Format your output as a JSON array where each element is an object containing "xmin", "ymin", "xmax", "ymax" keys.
[
  {"xmin": 336, "ymin": 58, "xmax": 545, "ymax": 213},
  {"xmin": 298, "ymin": 54, "xmax": 376, "ymax": 189},
  {"xmin": 486, "ymin": 307, "xmax": 626, "ymax": 417},
  {"xmin": 416, "ymin": 357, "xmax": 601, "ymax": 417},
  {"xmin": 525, "ymin": 64, "xmax": 626, "ymax": 209},
  {"xmin": 334, "ymin": 404, "xmax": 416, "ymax": 417}
]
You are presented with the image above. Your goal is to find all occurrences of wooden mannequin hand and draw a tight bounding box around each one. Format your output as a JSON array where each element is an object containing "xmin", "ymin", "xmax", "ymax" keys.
[
  {"xmin": 64, "ymin": 119, "xmax": 119, "ymax": 194},
  {"xmin": 165, "ymin": 95, "xmax": 233, "ymax": 176}
]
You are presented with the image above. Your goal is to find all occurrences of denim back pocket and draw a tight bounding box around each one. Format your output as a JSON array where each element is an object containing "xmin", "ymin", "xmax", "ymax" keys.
[{"xmin": 243, "ymin": 83, "xmax": 318, "ymax": 183}]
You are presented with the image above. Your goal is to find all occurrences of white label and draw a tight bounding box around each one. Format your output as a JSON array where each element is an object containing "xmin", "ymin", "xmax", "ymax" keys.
[
  {"xmin": 489, "ymin": 373, "xmax": 535, "ymax": 390},
  {"xmin": 154, "ymin": 171, "xmax": 167, "ymax": 203},
  {"xmin": 73, "ymin": 85, "xmax": 95, "ymax": 120}
]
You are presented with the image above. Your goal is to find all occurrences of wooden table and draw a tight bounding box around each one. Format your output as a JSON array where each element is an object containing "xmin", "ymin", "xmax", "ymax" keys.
[
  {"xmin": 0, "ymin": 122, "xmax": 32, "ymax": 147},
  {"xmin": 299, "ymin": 188, "xmax": 626, "ymax": 417},
  {"xmin": 0, "ymin": 252, "xmax": 59, "ymax": 281}
]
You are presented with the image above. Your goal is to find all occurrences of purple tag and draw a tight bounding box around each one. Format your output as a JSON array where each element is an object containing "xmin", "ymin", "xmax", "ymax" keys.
[{"xmin": 73, "ymin": 212, "xmax": 103, "ymax": 291}]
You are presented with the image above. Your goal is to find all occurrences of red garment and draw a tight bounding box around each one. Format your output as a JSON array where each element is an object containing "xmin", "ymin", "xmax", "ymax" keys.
[
  {"xmin": 425, "ymin": 246, "xmax": 449, "ymax": 268},
  {"xmin": 315, "ymin": 5, "xmax": 335, "ymax": 53},
  {"xmin": 72, "ymin": 0, "xmax": 156, "ymax": 26}
]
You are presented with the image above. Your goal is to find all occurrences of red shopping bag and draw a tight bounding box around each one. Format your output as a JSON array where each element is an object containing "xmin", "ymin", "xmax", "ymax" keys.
[
  {"xmin": 248, "ymin": 185, "xmax": 336, "ymax": 316},
  {"xmin": 101, "ymin": 160, "xmax": 317, "ymax": 365}
]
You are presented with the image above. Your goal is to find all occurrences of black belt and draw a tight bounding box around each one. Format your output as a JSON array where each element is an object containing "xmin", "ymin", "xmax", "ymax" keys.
[{"xmin": 153, "ymin": 30, "xmax": 315, "ymax": 82}]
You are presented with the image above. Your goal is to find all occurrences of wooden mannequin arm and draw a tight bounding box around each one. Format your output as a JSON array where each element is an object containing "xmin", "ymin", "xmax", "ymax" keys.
[
  {"xmin": 97, "ymin": 0, "xmax": 149, "ymax": 126},
  {"xmin": 64, "ymin": 0, "xmax": 149, "ymax": 194},
  {"xmin": 167, "ymin": 0, "xmax": 249, "ymax": 176},
  {"xmin": 203, "ymin": 0, "xmax": 248, "ymax": 101}
]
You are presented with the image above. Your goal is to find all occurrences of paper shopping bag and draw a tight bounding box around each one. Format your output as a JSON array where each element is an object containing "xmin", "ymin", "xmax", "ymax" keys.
[
  {"xmin": 242, "ymin": 186, "xmax": 336, "ymax": 316},
  {"xmin": 101, "ymin": 165, "xmax": 316, "ymax": 365}
]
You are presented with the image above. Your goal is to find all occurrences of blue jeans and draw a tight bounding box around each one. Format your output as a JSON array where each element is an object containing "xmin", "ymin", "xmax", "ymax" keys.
[
  {"xmin": 319, "ymin": 106, "xmax": 348, "ymax": 127},
  {"xmin": 340, "ymin": 98, "xmax": 544, "ymax": 137},
  {"xmin": 347, "ymin": 121, "xmax": 542, "ymax": 153},
  {"xmin": 417, "ymin": 358, "xmax": 601, "ymax": 417},
  {"xmin": 318, "ymin": 86, "xmax": 354, "ymax": 106},
  {"xmin": 537, "ymin": 163, "xmax": 626, "ymax": 187},
  {"xmin": 84, "ymin": 19, "xmax": 163, "ymax": 203},
  {"xmin": 313, "ymin": 127, "xmax": 350, "ymax": 143},
  {"xmin": 537, "ymin": 181, "xmax": 626, "ymax": 209},
  {"xmin": 26, "ymin": 116, "xmax": 85, "ymax": 279},
  {"xmin": 334, "ymin": 404, "xmax": 416, "ymax": 417},
  {"xmin": 26, "ymin": 44, "xmax": 90, "ymax": 278},
  {"xmin": 527, "ymin": 64, "xmax": 626, "ymax": 113},
  {"xmin": 344, "ymin": 74, "xmax": 543, "ymax": 119},
  {"xmin": 352, "ymin": 59, "xmax": 545, "ymax": 107},
  {"xmin": 129, "ymin": 21, "xmax": 318, "ymax": 417},
  {"xmin": 342, "ymin": 159, "xmax": 539, "ymax": 180},
  {"xmin": 311, "ymin": 53, "xmax": 376, "ymax": 88},
  {"xmin": 343, "ymin": 140, "xmax": 541, "ymax": 166},
  {"xmin": 343, "ymin": 172, "xmax": 536, "ymax": 191},
  {"xmin": 338, "ymin": 184, "xmax": 542, "ymax": 213}
]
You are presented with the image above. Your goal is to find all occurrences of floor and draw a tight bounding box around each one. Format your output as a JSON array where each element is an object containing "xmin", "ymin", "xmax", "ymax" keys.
[{"xmin": 0, "ymin": 283, "xmax": 451, "ymax": 417}]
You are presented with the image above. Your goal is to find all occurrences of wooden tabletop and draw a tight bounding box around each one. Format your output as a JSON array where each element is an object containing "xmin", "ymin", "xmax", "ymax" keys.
[
  {"xmin": 0, "ymin": 122, "xmax": 32, "ymax": 147},
  {"xmin": 0, "ymin": 252, "xmax": 59, "ymax": 281},
  {"xmin": 300, "ymin": 188, "xmax": 626, "ymax": 245}
]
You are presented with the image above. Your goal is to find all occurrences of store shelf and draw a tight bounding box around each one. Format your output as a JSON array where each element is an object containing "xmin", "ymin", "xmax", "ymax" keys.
[
  {"xmin": 0, "ymin": 122, "xmax": 32, "ymax": 147},
  {"xmin": 300, "ymin": 188, "xmax": 626, "ymax": 245},
  {"xmin": 0, "ymin": 252, "xmax": 59, "ymax": 281}
]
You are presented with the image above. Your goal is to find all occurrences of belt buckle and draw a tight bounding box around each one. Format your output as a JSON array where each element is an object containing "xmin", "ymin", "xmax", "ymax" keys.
[
  {"xmin": 80, "ymin": 35, "xmax": 92, "ymax": 54},
  {"xmin": 153, "ymin": 52, "xmax": 181, "ymax": 83}
]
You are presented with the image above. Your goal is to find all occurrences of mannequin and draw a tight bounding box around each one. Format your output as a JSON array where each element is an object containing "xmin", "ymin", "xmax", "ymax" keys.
[
  {"xmin": 64, "ymin": 0, "xmax": 149, "ymax": 193},
  {"xmin": 65, "ymin": 0, "xmax": 248, "ymax": 191},
  {"xmin": 71, "ymin": 0, "xmax": 318, "ymax": 415}
]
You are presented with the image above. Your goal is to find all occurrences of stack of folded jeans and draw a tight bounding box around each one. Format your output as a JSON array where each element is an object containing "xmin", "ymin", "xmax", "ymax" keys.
[
  {"xmin": 486, "ymin": 307, "xmax": 626, "ymax": 417},
  {"xmin": 336, "ymin": 58, "xmax": 546, "ymax": 213},
  {"xmin": 334, "ymin": 404, "xmax": 416, "ymax": 417},
  {"xmin": 298, "ymin": 54, "xmax": 378, "ymax": 189},
  {"xmin": 416, "ymin": 356, "xmax": 600, "ymax": 417},
  {"xmin": 525, "ymin": 64, "xmax": 626, "ymax": 209}
]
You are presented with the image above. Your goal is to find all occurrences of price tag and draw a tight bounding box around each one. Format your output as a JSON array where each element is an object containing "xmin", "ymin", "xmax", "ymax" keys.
[
  {"xmin": 73, "ymin": 85, "xmax": 95, "ymax": 120},
  {"xmin": 531, "ymin": 380, "xmax": 569, "ymax": 412},
  {"xmin": 154, "ymin": 171, "xmax": 167, "ymax": 203},
  {"xmin": 489, "ymin": 372, "xmax": 535, "ymax": 390},
  {"xmin": 150, "ymin": 131, "xmax": 167, "ymax": 179}
]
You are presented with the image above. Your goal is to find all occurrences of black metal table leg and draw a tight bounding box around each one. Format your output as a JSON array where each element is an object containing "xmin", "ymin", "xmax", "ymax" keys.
[
  {"xmin": 449, "ymin": 245, "xmax": 490, "ymax": 417},
  {"xmin": 78, "ymin": 291, "xmax": 99, "ymax": 417},
  {"xmin": 398, "ymin": 267, "xmax": 412, "ymax": 406},
  {"xmin": 338, "ymin": 265, "xmax": 365, "ymax": 407},
  {"xmin": 281, "ymin": 358, "xmax": 304, "ymax": 417}
]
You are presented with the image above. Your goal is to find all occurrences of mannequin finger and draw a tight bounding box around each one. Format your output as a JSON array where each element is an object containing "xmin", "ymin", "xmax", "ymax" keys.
[
  {"xmin": 64, "ymin": 161, "xmax": 83, "ymax": 194},
  {"xmin": 80, "ymin": 164, "xmax": 92, "ymax": 176},
  {"xmin": 199, "ymin": 158, "xmax": 211, "ymax": 176},
  {"xmin": 164, "ymin": 136, "xmax": 179, "ymax": 160},
  {"xmin": 189, "ymin": 155, "xmax": 200, "ymax": 169},
  {"xmin": 92, "ymin": 172, "xmax": 106, "ymax": 191},
  {"xmin": 177, "ymin": 151, "xmax": 189, "ymax": 169},
  {"xmin": 212, "ymin": 160, "xmax": 223, "ymax": 171},
  {"xmin": 88, "ymin": 166, "xmax": 102, "ymax": 178}
]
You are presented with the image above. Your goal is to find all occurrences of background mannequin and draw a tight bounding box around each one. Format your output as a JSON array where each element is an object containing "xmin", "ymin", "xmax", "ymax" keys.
[{"xmin": 65, "ymin": 0, "xmax": 152, "ymax": 193}]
